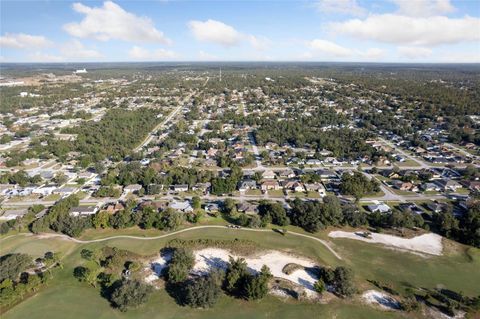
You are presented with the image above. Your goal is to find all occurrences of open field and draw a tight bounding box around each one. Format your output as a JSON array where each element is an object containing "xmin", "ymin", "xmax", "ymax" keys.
[{"xmin": 1, "ymin": 225, "xmax": 479, "ymax": 319}]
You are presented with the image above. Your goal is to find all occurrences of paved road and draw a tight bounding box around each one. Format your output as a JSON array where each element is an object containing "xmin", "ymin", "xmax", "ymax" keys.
[
  {"xmin": 248, "ymin": 131, "xmax": 264, "ymax": 170},
  {"xmin": 133, "ymin": 92, "xmax": 194, "ymax": 153},
  {"xmin": 3, "ymin": 225, "xmax": 342, "ymax": 260},
  {"xmin": 379, "ymin": 137, "xmax": 429, "ymax": 168},
  {"xmin": 445, "ymin": 143, "xmax": 479, "ymax": 162}
]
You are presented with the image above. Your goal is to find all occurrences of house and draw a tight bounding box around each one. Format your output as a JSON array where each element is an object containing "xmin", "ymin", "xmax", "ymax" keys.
[
  {"xmin": 426, "ymin": 201, "xmax": 448, "ymax": 213},
  {"xmin": 238, "ymin": 180, "xmax": 257, "ymax": 192},
  {"xmin": 204, "ymin": 202, "xmax": 220, "ymax": 213},
  {"xmin": 236, "ymin": 202, "xmax": 259, "ymax": 215},
  {"xmin": 398, "ymin": 203, "xmax": 423, "ymax": 215},
  {"xmin": 391, "ymin": 180, "xmax": 417, "ymax": 191},
  {"xmin": 169, "ymin": 200, "xmax": 193, "ymax": 213},
  {"xmin": 435, "ymin": 179, "xmax": 462, "ymax": 192},
  {"xmin": 124, "ymin": 184, "xmax": 142, "ymax": 194},
  {"xmin": 53, "ymin": 187, "xmax": 77, "ymax": 197},
  {"xmin": 306, "ymin": 159, "xmax": 322, "ymax": 166},
  {"xmin": 32, "ymin": 185, "xmax": 57, "ymax": 196},
  {"xmin": 304, "ymin": 183, "xmax": 326, "ymax": 197},
  {"xmin": 0, "ymin": 209, "xmax": 29, "ymax": 220},
  {"xmin": 278, "ymin": 169, "xmax": 295, "ymax": 179},
  {"xmin": 435, "ymin": 168, "xmax": 461, "ymax": 179},
  {"xmin": 460, "ymin": 181, "xmax": 480, "ymax": 193},
  {"xmin": 282, "ymin": 180, "xmax": 305, "ymax": 192},
  {"xmin": 138, "ymin": 201, "xmax": 167, "ymax": 211},
  {"xmin": 381, "ymin": 170, "xmax": 400, "ymax": 179},
  {"xmin": 104, "ymin": 202, "xmax": 125, "ymax": 214},
  {"xmin": 69, "ymin": 206, "xmax": 98, "ymax": 217},
  {"xmin": 316, "ymin": 169, "xmax": 337, "ymax": 180},
  {"xmin": 192, "ymin": 182, "xmax": 211, "ymax": 195},
  {"xmin": 421, "ymin": 182, "xmax": 441, "ymax": 192},
  {"xmin": 171, "ymin": 184, "xmax": 189, "ymax": 193},
  {"xmin": 261, "ymin": 170, "xmax": 276, "ymax": 180},
  {"xmin": 261, "ymin": 180, "xmax": 281, "ymax": 191},
  {"xmin": 367, "ymin": 202, "xmax": 391, "ymax": 213}
]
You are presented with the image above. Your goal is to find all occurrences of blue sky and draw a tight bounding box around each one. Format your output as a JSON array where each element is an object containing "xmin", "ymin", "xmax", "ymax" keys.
[{"xmin": 0, "ymin": 0, "xmax": 479, "ymax": 62}]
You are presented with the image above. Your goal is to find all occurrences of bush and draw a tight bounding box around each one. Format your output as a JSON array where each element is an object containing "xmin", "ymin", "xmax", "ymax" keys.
[
  {"xmin": 333, "ymin": 266, "xmax": 356, "ymax": 297},
  {"xmin": 184, "ymin": 271, "xmax": 223, "ymax": 308},
  {"xmin": 110, "ymin": 279, "xmax": 153, "ymax": 311},
  {"xmin": 313, "ymin": 279, "xmax": 326, "ymax": 294},
  {"xmin": 166, "ymin": 248, "xmax": 195, "ymax": 283}
]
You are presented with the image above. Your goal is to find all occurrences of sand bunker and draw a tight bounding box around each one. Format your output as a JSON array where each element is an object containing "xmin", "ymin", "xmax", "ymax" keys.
[
  {"xmin": 362, "ymin": 290, "xmax": 400, "ymax": 310},
  {"xmin": 146, "ymin": 248, "xmax": 319, "ymax": 295},
  {"xmin": 328, "ymin": 231, "xmax": 443, "ymax": 256}
]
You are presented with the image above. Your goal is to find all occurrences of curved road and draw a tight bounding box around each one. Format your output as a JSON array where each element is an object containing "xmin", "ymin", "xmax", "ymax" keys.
[{"xmin": 3, "ymin": 225, "xmax": 342, "ymax": 260}]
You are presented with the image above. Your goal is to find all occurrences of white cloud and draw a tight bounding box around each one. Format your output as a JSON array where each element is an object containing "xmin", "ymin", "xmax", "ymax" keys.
[
  {"xmin": 359, "ymin": 48, "xmax": 385, "ymax": 59},
  {"xmin": 128, "ymin": 46, "xmax": 177, "ymax": 60},
  {"xmin": 198, "ymin": 50, "xmax": 218, "ymax": 61},
  {"xmin": 398, "ymin": 46, "xmax": 432, "ymax": 59},
  {"xmin": 248, "ymin": 35, "xmax": 271, "ymax": 51},
  {"xmin": 64, "ymin": 1, "xmax": 171, "ymax": 44},
  {"xmin": 27, "ymin": 52, "xmax": 64, "ymax": 62},
  {"xmin": 187, "ymin": 19, "xmax": 270, "ymax": 51},
  {"xmin": 304, "ymin": 39, "xmax": 385, "ymax": 61},
  {"xmin": 315, "ymin": 0, "xmax": 366, "ymax": 17},
  {"xmin": 329, "ymin": 14, "xmax": 480, "ymax": 46},
  {"xmin": 308, "ymin": 39, "xmax": 353, "ymax": 57},
  {"xmin": 60, "ymin": 40, "xmax": 103, "ymax": 59},
  {"xmin": 392, "ymin": 0, "xmax": 455, "ymax": 17},
  {"xmin": 188, "ymin": 19, "xmax": 242, "ymax": 47},
  {"xmin": 0, "ymin": 33, "xmax": 52, "ymax": 49}
]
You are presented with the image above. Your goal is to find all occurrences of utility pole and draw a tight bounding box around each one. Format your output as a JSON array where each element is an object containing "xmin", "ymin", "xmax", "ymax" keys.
[{"xmin": 219, "ymin": 67, "xmax": 222, "ymax": 82}]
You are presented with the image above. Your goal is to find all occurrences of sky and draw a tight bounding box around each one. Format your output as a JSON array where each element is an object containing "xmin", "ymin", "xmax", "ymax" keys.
[{"xmin": 0, "ymin": 0, "xmax": 479, "ymax": 63}]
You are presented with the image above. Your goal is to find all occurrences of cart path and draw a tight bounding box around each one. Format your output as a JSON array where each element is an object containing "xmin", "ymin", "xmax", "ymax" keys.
[{"xmin": 2, "ymin": 225, "xmax": 342, "ymax": 260}]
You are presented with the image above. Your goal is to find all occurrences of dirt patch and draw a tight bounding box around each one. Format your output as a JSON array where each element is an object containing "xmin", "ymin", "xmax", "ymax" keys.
[
  {"xmin": 362, "ymin": 290, "xmax": 400, "ymax": 310},
  {"xmin": 329, "ymin": 231, "xmax": 443, "ymax": 256},
  {"xmin": 145, "ymin": 248, "xmax": 320, "ymax": 297}
]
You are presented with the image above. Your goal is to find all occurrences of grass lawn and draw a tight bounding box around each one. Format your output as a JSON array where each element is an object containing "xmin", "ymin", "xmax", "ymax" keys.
[
  {"xmin": 452, "ymin": 188, "xmax": 470, "ymax": 195},
  {"xmin": 43, "ymin": 194, "xmax": 61, "ymax": 201},
  {"xmin": 2, "ymin": 282, "xmax": 402, "ymax": 319},
  {"xmin": 2, "ymin": 225, "xmax": 480, "ymax": 319},
  {"xmin": 267, "ymin": 190, "xmax": 284, "ymax": 197},
  {"xmin": 390, "ymin": 189, "xmax": 417, "ymax": 196},
  {"xmin": 290, "ymin": 192, "xmax": 306, "ymax": 198},
  {"xmin": 396, "ymin": 159, "xmax": 421, "ymax": 167},
  {"xmin": 245, "ymin": 189, "xmax": 262, "ymax": 196},
  {"xmin": 6, "ymin": 194, "xmax": 40, "ymax": 203}
]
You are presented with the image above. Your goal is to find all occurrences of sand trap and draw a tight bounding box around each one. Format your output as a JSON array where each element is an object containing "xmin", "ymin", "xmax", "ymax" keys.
[
  {"xmin": 147, "ymin": 248, "xmax": 319, "ymax": 296},
  {"xmin": 362, "ymin": 290, "xmax": 400, "ymax": 310},
  {"xmin": 328, "ymin": 231, "xmax": 443, "ymax": 256}
]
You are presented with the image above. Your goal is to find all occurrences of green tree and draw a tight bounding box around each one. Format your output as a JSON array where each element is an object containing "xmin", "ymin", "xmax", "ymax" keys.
[
  {"xmin": 192, "ymin": 196, "xmax": 202, "ymax": 210},
  {"xmin": 166, "ymin": 248, "xmax": 195, "ymax": 283},
  {"xmin": 92, "ymin": 211, "xmax": 110, "ymax": 229},
  {"xmin": 110, "ymin": 279, "xmax": 153, "ymax": 312},
  {"xmin": 225, "ymin": 257, "xmax": 249, "ymax": 295},
  {"xmin": 333, "ymin": 266, "xmax": 356, "ymax": 297},
  {"xmin": 0, "ymin": 253, "xmax": 32, "ymax": 282},
  {"xmin": 244, "ymin": 265, "xmax": 272, "ymax": 300},
  {"xmin": 184, "ymin": 270, "xmax": 223, "ymax": 308}
]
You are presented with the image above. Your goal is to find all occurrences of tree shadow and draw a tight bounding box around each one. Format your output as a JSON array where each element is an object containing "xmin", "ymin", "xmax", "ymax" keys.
[{"xmin": 165, "ymin": 281, "xmax": 188, "ymax": 306}]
